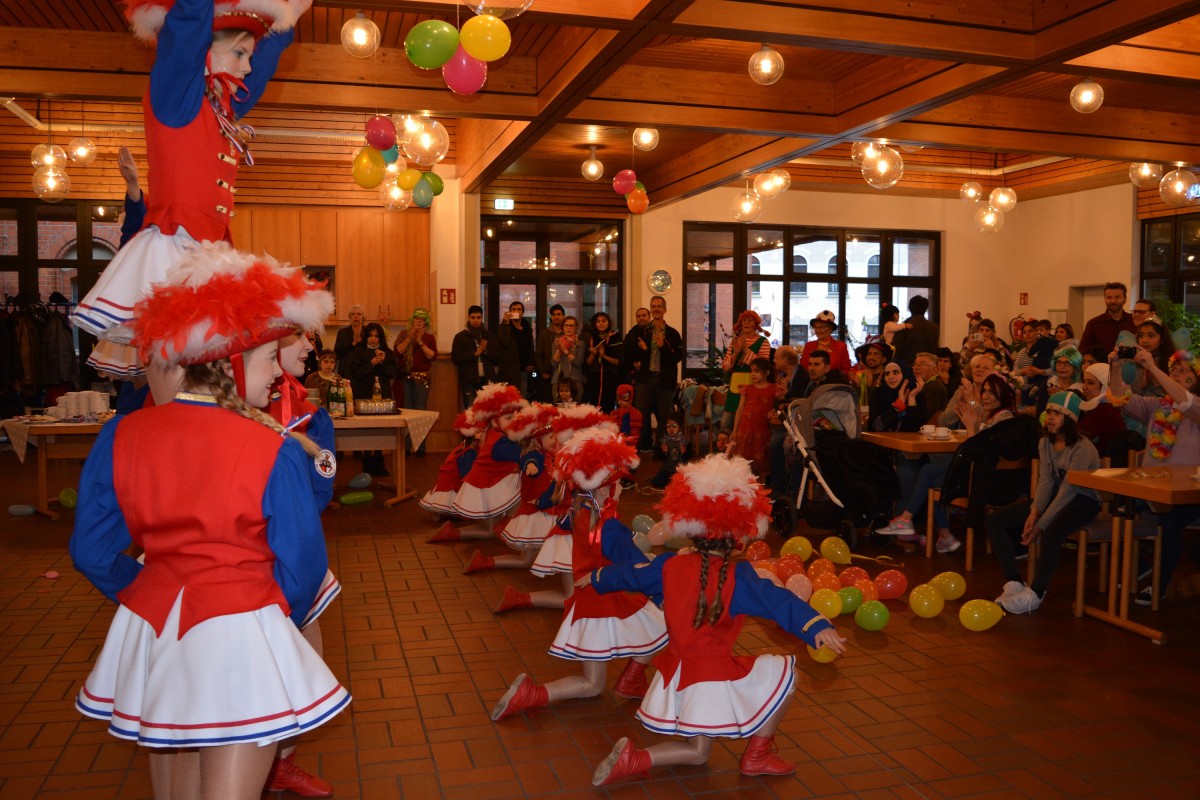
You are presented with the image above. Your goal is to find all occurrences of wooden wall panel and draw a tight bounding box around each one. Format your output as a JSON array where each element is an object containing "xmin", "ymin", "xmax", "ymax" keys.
[
  {"xmin": 381, "ymin": 211, "xmax": 432, "ymax": 323},
  {"xmin": 1137, "ymin": 184, "xmax": 1200, "ymax": 220},
  {"xmin": 300, "ymin": 209, "xmax": 338, "ymax": 265},
  {"xmin": 251, "ymin": 207, "xmax": 301, "ymax": 265},
  {"xmin": 336, "ymin": 211, "xmax": 385, "ymax": 322},
  {"xmin": 228, "ymin": 208, "xmax": 252, "ymax": 248}
]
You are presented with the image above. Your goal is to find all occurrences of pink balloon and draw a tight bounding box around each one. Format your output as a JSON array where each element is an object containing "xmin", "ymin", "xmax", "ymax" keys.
[
  {"xmin": 613, "ymin": 169, "xmax": 637, "ymax": 195},
  {"xmin": 785, "ymin": 573, "xmax": 813, "ymax": 601},
  {"xmin": 442, "ymin": 45, "xmax": 488, "ymax": 95},
  {"xmin": 365, "ymin": 114, "xmax": 396, "ymax": 150}
]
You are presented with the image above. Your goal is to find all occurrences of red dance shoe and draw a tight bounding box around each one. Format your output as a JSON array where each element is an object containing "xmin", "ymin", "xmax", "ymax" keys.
[
  {"xmin": 427, "ymin": 521, "xmax": 461, "ymax": 543},
  {"xmin": 265, "ymin": 753, "xmax": 333, "ymax": 798},
  {"xmin": 612, "ymin": 660, "xmax": 649, "ymax": 699},
  {"xmin": 463, "ymin": 549, "xmax": 495, "ymax": 575},
  {"xmin": 490, "ymin": 673, "xmax": 549, "ymax": 721},
  {"xmin": 739, "ymin": 735, "xmax": 795, "ymax": 776},
  {"xmin": 493, "ymin": 586, "xmax": 532, "ymax": 613},
  {"xmin": 592, "ymin": 737, "xmax": 652, "ymax": 786}
]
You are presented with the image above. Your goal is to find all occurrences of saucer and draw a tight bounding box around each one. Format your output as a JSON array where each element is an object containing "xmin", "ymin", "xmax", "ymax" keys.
[{"xmin": 927, "ymin": 435, "xmax": 951, "ymax": 441}]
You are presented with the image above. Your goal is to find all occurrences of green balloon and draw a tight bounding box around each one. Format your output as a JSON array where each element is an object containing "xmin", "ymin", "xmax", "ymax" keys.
[
  {"xmin": 837, "ymin": 586, "xmax": 863, "ymax": 614},
  {"xmin": 405, "ymin": 20, "xmax": 459, "ymax": 70},
  {"xmin": 423, "ymin": 171, "xmax": 445, "ymax": 196},
  {"xmin": 339, "ymin": 491, "xmax": 375, "ymax": 505},
  {"xmin": 854, "ymin": 599, "xmax": 890, "ymax": 631},
  {"xmin": 59, "ymin": 487, "xmax": 78, "ymax": 509}
]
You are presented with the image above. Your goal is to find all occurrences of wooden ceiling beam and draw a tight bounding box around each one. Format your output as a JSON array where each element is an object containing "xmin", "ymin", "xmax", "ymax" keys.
[
  {"xmin": 313, "ymin": 0, "xmax": 645, "ymax": 26},
  {"xmin": 640, "ymin": 134, "xmax": 825, "ymax": 205},
  {"xmin": 834, "ymin": 63, "xmax": 1012, "ymax": 134},
  {"xmin": 1063, "ymin": 45, "xmax": 1200, "ymax": 85},
  {"xmin": 567, "ymin": 98, "xmax": 838, "ymax": 137},
  {"xmin": 1032, "ymin": 0, "xmax": 1200, "ymax": 62}
]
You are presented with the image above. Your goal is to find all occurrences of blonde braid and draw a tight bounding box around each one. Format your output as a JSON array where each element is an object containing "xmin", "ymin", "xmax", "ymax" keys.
[
  {"xmin": 183, "ymin": 362, "xmax": 322, "ymax": 457},
  {"xmin": 707, "ymin": 542, "xmax": 734, "ymax": 626}
]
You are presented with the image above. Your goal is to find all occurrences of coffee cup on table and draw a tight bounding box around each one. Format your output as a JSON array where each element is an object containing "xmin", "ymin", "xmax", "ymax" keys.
[
  {"xmin": 934, "ymin": 427, "xmax": 951, "ymax": 439},
  {"xmin": 920, "ymin": 424, "xmax": 935, "ymax": 435}
]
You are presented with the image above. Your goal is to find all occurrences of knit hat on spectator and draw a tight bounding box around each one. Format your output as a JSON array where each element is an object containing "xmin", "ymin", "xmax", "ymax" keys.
[
  {"xmin": 657, "ymin": 454, "xmax": 771, "ymax": 545},
  {"xmin": 1046, "ymin": 391, "xmax": 1082, "ymax": 421}
]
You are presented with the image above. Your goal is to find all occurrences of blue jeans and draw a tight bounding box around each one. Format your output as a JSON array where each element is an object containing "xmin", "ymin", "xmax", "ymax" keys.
[
  {"xmin": 894, "ymin": 453, "xmax": 926, "ymax": 517},
  {"xmin": 768, "ymin": 428, "xmax": 789, "ymax": 494},
  {"xmin": 904, "ymin": 454, "xmax": 951, "ymax": 530},
  {"xmin": 1155, "ymin": 503, "xmax": 1200, "ymax": 589}
]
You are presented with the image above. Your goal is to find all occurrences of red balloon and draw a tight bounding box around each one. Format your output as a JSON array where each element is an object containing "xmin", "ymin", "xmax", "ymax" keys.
[
  {"xmin": 365, "ymin": 114, "xmax": 397, "ymax": 151},
  {"xmin": 744, "ymin": 540, "xmax": 772, "ymax": 562},
  {"xmin": 442, "ymin": 44, "xmax": 488, "ymax": 95},
  {"xmin": 808, "ymin": 557, "xmax": 836, "ymax": 578},
  {"xmin": 875, "ymin": 569, "xmax": 909, "ymax": 600},
  {"xmin": 751, "ymin": 559, "xmax": 777, "ymax": 575},
  {"xmin": 855, "ymin": 578, "xmax": 879, "ymax": 602},
  {"xmin": 838, "ymin": 566, "xmax": 870, "ymax": 588},
  {"xmin": 776, "ymin": 555, "xmax": 806, "ymax": 583},
  {"xmin": 812, "ymin": 572, "xmax": 841, "ymax": 593},
  {"xmin": 613, "ymin": 169, "xmax": 637, "ymax": 195},
  {"xmin": 626, "ymin": 188, "xmax": 649, "ymax": 214}
]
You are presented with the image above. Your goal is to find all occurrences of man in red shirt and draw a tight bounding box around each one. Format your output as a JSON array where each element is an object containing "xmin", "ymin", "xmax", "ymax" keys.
[{"xmin": 1078, "ymin": 282, "xmax": 1136, "ymax": 355}]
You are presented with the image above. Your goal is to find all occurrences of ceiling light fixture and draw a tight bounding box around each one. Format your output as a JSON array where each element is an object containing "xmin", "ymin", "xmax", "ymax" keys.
[
  {"xmin": 747, "ymin": 44, "xmax": 784, "ymax": 86},
  {"xmin": 632, "ymin": 128, "xmax": 659, "ymax": 152},
  {"xmin": 974, "ymin": 204, "xmax": 1004, "ymax": 233},
  {"xmin": 959, "ymin": 181, "xmax": 983, "ymax": 202},
  {"xmin": 1069, "ymin": 78, "xmax": 1104, "ymax": 114},
  {"xmin": 581, "ymin": 146, "xmax": 604, "ymax": 181},
  {"xmin": 341, "ymin": 12, "xmax": 380, "ymax": 58},
  {"xmin": 1129, "ymin": 162, "xmax": 1163, "ymax": 189},
  {"xmin": 1159, "ymin": 168, "xmax": 1197, "ymax": 208},
  {"xmin": 862, "ymin": 146, "xmax": 903, "ymax": 189},
  {"xmin": 989, "ymin": 186, "xmax": 1017, "ymax": 213}
]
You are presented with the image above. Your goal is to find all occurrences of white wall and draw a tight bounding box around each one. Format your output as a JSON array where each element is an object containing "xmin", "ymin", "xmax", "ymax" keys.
[{"xmin": 630, "ymin": 182, "xmax": 1139, "ymax": 347}]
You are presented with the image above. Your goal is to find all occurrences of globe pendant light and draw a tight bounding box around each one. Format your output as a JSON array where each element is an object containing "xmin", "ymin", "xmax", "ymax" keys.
[
  {"xmin": 341, "ymin": 12, "xmax": 380, "ymax": 58},
  {"xmin": 468, "ymin": 1, "xmax": 534, "ymax": 21},
  {"xmin": 380, "ymin": 179, "xmax": 412, "ymax": 210},
  {"xmin": 974, "ymin": 205, "xmax": 1004, "ymax": 233},
  {"xmin": 68, "ymin": 136, "xmax": 96, "ymax": 166},
  {"xmin": 748, "ymin": 44, "xmax": 784, "ymax": 86},
  {"xmin": 400, "ymin": 118, "xmax": 449, "ymax": 166},
  {"xmin": 581, "ymin": 146, "xmax": 604, "ymax": 181},
  {"xmin": 862, "ymin": 146, "xmax": 903, "ymax": 189},
  {"xmin": 1129, "ymin": 162, "xmax": 1163, "ymax": 189},
  {"xmin": 33, "ymin": 165, "xmax": 71, "ymax": 202},
  {"xmin": 30, "ymin": 143, "xmax": 66, "ymax": 168},
  {"xmin": 989, "ymin": 186, "xmax": 1017, "ymax": 213},
  {"xmin": 732, "ymin": 181, "xmax": 763, "ymax": 223},
  {"xmin": 632, "ymin": 128, "xmax": 659, "ymax": 152},
  {"xmin": 1070, "ymin": 78, "xmax": 1104, "ymax": 114},
  {"xmin": 1159, "ymin": 169, "xmax": 1197, "ymax": 208},
  {"xmin": 770, "ymin": 168, "xmax": 791, "ymax": 192},
  {"xmin": 753, "ymin": 171, "xmax": 784, "ymax": 200},
  {"xmin": 959, "ymin": 181, "xmax": 983, "ymax": 202},
  {"xmin": 850, "ymin": 141, "xmax": 882, "ymax": 165},
  {"xmin": 900, "ymin": 143, "xmax": 924, "ymax": 153}
]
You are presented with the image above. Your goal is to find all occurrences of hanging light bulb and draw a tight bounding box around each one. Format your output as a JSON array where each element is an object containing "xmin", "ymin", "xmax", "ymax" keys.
[
  {"xmin": 30, "ymin": 143, "xmax": 67, "ymax": 168},
  {"xmin": 899, "ymin": 143, "xmax": 924, "ymax": 153},
  {"xmin": 989, "ymin": 186, "xmax": 1017, "ymax": 213},
  {"xmin": 400, "ymin": 118, "xmax": 449, "ymax": 166},
  {"xmin": 753, "ymin": 171, "xmax": 784, "ymax": 200},
  {"xmin": 732, "ymin": 188, "xmax": 763, "ymax": 223},
  {"xmin": 632, "ymin": 128, "xmax": 659, "ymax": 152},
  {"xmin": 959, "ymin": 181, "xmax": 983, "ymax": 202},
  {"xmin": 770, "ymin": 168, "xmax": 791, "ymax": 193},
  {"xmin": 1069, "ymin": 78, "xmax": 1104, "ymax": 114},
  {"xmin": 1159, "ymin": 168, "xmax": 1197, "ymax": 208},
  {"xmin": 581, "ymin": 146, "xmax": 604, "ymax": 181},
  {"xmin": 32, "ymin": 165, "xmax": 71, "ymax": 202},
  {"xmin": 68, "ymin": 136, "xmax": 97, "ymax": 166},
  {"xmin": 747, "ymin": 44, "xmax": 784, "ymax": 86},
  {"xmin": 385, "ymin": 152, "xmax": 408, "ymax": 178},
  {"xmin": 850, "ymin": 141, "xmax": 883, "ymax": 166},
  {"xmin": 1129, "ymin": 162, "xmax": 1163, "ymax": 189},
  {"xmin": 341, "ymin": 12, "xmax": 380, "ymax": 58},
  {"xmin": 379, "ymin": 179, "xmax": 412, "ymax": 210},
  {"xmin": 974, "ymin": 205, "xmax": 1004, "ymax": 233},
  {"xmin": 862, "ymin": 146, "xmax": 903, "ymax": 189}
]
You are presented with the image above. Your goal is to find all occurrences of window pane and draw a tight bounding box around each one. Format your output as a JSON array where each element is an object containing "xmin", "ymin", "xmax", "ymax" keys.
[
  {"xmin": 747, "ymin": 230, "xmax": 785, "ymax": 276},
  {"xmin": 1181, "ymin": 219, "xmax": 1200, "ymax": 272},
  {"xmin": 685, "ymin": 282, "xmax": 734, "ymax": 369},
  {"xmin": 893, "ymin": 235, "xmax": 935, "ymax": 278},
  {"xmin": 891, "ymin": 287, "xmax": 931, "ymax": 322},
  {"xmin": 1142, "ymin": 278, "xmax": 1170, "ymax": 303},
  {"xmin": 498, "ymin": 284, "xmax": 537, "ymax": 330},
  {"xmin": 498, "ymin": 240, "xmax": 538, "ymax": 270},
  {"xmin": 37, "ymin": 204, "xmax": 77, "ymax": 260},
  {"xmin": 846, "ymin": 233, "xmax": 880, "ymax": 279},
  {"xmin": 91, "ymin": 204, "xmax": 121, "ymax": 261},
  {"xmin": 792, "ymin": 232, "xmax": 836, "ymax": 274},
  {"xmin": 0, "ymin": 272, "xmax": 18, "ymax": 297},
  {"xmin": 38, "ymin": 266, "xmax": 78, "ymax": 303},
  {"xmin": 1144, "ymin": 221, "xmax": 1171, "ymax": 274},
  {"xmin": 1184, "ymin": 280, "xmax": 1200, "ymax": 316},
  {"xmin": 0, "ymin": 208, "xmax": 17, "ymax": 257},
  {"xmin": 844, "ymin": 283, "xmax": 882, "ymax": 347},
  {"xmin": 547, "ymin": 281, "xmax": 618, "ymax": 328},
  {"xmin": 686, "ymin": 228, "xmax": 734, "ymax": 271},
  {"xmin": 747, "ymin": 280, "xmax": 784, "ymax": 346}
]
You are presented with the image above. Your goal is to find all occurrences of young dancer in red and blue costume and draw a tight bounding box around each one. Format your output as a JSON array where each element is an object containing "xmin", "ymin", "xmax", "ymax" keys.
[
  {"xmin": 580, "ymin": 453, "xmax": 847, "ymax": 786},
  {"xmin": 420, "ymin": 412, "xmax": 482, "ymax": 516},
  {"xmin": 490, "ymin": 427, "xmax": 668, "ymax": 721},
  {"xmin": 70, "ymin": 241, "xmax": 348, "ymax": 800},
  {"xmin": 73, "ymin": 0, "xmax": 311, "ymax": 378}
]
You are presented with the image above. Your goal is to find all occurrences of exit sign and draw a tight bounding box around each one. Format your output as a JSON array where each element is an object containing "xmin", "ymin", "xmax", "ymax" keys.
[{"xmin": 494, "ymin": 199, "xmax": 514, "ymax": 210}]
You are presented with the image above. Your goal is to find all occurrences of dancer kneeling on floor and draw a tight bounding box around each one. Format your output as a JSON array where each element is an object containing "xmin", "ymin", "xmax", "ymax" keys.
[
  {"xmin": 419, "ymin": 412, "xmax": 482, "ymax": 516},
  {"xmin": 580, "ymin": 453, "xmax": 846, "ymax": 786},
  {"xmin": 491, "ymin": 426, "xmax": 668, "ymax": 720}
]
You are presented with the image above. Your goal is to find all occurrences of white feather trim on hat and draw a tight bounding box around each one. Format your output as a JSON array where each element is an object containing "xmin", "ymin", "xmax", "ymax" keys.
[
  {"xmin": 503, "ymin": 402, "xmax": 557, "ymax": 442},
  {"xmin": 125, "ymin": 0, "xmax": 300, "ymax": 43},
  {"xmin": 550, "ymin": 403, "xmax": 614, "ymax": 445},
  {"xmin": 554, "ymin": 426, "xmax": 639, "ymax": 491},
  {"xmin": 469, "ymin": 382, "xmax": 525, "ymax": 421},
  {"xmin": 659, "ymin": 454, "xmax": 770, "ymax": 542}
]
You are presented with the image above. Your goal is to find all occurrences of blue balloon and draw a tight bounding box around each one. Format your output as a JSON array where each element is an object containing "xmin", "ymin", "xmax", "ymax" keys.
[
  {"xmin": 380, "ymin": 145, "xmax": 400, "ymax": 165},
  {"xmin": 348, "ymin": 472, "xmax": 373, "ymax": 490},
  {"xmin": 412, "ymin": 177, "xmax": 434, "ymax": 208},
  {"xmin": 8, "ymin": 504, "xmax": 35, "ymax": 516}
]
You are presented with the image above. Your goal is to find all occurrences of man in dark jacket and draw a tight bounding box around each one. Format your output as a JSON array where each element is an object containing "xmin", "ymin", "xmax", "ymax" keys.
[
  {"xmin": 630, "ymin": 296, "xmax": 682, "ymax": 452},
  {"xmin": 495, "ymin": 300, "xmax": 534, "ymax": 397},
  {"xmin": 891, "ymin": 295, "xmax": 939, "ymax": 365},
  {"xmin": 451, "ymin": 305, "xmax": 498, "ymax": 409}
]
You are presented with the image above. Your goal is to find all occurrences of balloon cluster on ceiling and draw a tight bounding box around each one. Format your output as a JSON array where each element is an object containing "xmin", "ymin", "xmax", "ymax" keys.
[
  {"xmin": 352, "ymin": 114, "xmax": 448, "ymax": 210},
  {"xmin": 403, "ymin": 1, "xmax": 530, "ymax": 95}
]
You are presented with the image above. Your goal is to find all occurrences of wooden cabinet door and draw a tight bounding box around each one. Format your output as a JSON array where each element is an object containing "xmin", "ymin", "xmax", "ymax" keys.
[{"xmin": 336, "ymin": 210, "xmax": 384, "ymax": 320}]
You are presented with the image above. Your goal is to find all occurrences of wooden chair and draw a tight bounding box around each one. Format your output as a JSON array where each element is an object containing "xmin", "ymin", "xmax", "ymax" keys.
[{"xmin": 927, "ymin": 455, "xmax": 1032, "ymax": 569}]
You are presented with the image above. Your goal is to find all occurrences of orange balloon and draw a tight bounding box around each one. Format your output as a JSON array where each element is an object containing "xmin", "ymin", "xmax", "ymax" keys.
[
  {"xmin": 812, "ymin": 572, "xmax": 842, "ymax": 593},
  {"xmin": 854, "ymin": 578, "xmax": 879, "ymax": 602},
  {"xmin": 751, "ymin": 559, "xmax": 777, "ymax": 575},
  {"xmin": 838, "ymin": 566, "xmax": 869, "ymax": 587},
  {"xmin": 626, "ymin": 188, "xmax": 649, "ymax": 215},
  {"xmin": 775, "ymin": 555, "xmax": 806, "ymax": 584},
  {"xmin": 744, "ymin": 540, "xmax": 772, "ymax": 562},
  {"xmin": 808, "ymin": 558, "xmax": 836, "ymax": 578}
]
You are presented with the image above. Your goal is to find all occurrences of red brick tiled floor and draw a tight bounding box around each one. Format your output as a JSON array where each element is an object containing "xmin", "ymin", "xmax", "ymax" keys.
[{"xmin": 3, "ymin": 447, "xmax": 1200, "ymax": 799}]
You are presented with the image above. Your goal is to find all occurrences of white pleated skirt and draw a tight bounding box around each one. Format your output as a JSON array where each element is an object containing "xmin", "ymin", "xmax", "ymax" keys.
[
  {"xmin": 548, "ymin": 603, "xmax": 668, "ymax": 662},
  {"xmin": 76, "ymin": 592, "xmax": 350, "ymax": 747},
  {"xmin": 451, "ymin": 474, "xmax": 521, "ymax": 520},
  {"xmin": 530, "ymin": 533, "xmax": 572, "ymax": 576},
  {"xmin": 500, "ymin": 511, "xmax": 556, "ymax": 551},
  {"xmin": 301, "ymin": 570, "xmax": 340, "ymax": 629},
  {"xmin": 635, "ymin": 654, "xmax": 795, "ymax": 739},
  {"xmin": 419, "ymin": 487, "xmax": 458, "ymax": 515}
]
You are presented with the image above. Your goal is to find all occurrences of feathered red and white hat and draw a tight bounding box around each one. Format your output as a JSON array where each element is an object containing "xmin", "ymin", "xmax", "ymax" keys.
[
  {"xmin": 453, "ymin": 411, "xmax": 482, "ymax": 438},
  {"xmin": 469, "ymin": 383, "xmax": 526, "ymax": 423},
  {"xmin": 134, "ymin": 241, "xmax": 332, "ymax": 367},
  {"xmin": 658, "ymin": 454, "xmax": 771, "ymax": 543},
  {"xmin": 503, "ymin": 402, "xmax": 558, "ymax": 442},
  {"xmin": 550, "ymin": 403, "xmax": 615, "ymax": 445},
  {"xmin": 123, "ymin": 0, "xmax": 303, "ymax": 42},
  {"xmin": 553, "ymin": 427, "xmax": 639, "ymax": 491}
]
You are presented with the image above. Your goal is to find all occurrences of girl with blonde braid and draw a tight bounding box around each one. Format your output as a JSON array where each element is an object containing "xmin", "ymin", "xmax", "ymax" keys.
[{"xmin": 70, "ymin": 242, "xmax": 348, "ymax": 800}]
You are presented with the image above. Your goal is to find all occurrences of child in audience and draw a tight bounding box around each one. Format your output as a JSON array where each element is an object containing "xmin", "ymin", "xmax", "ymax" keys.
[
  {"xmin": 730, "ymin": 357, "xmax": 780, "ymax": 477},
  {"xmin": 557, "ymin": 380, "xmax": 578, "ymax": 408},
  {"xmin": 304, "ymin": 349, "xmax": 339, "ymax": 407},
  {"xmin": 610, "ymin": 384, "xmax": 643, "ymax": 447},
  {"xmin": 649, "ymin": 414, "xmax": 691, "ymax": 490}
]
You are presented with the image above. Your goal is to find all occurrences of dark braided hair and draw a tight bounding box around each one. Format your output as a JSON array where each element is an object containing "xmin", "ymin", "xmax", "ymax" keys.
[
  {"xmin": 693, "ymin": 550, "xmax": 710, "ymax": 628},
  {"xmin": 693, "ymin": 538, "xmax": 736, "ymax": 627}
]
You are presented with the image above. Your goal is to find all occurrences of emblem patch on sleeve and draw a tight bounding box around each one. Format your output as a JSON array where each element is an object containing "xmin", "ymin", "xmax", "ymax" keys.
[{"xmin": 314, "ymin": 449, "xmax": 337, "ymax": 479}]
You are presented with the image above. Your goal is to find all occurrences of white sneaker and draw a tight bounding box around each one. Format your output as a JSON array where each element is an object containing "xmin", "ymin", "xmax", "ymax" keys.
[
  {"xmin": 936, "ymin": 534, "xmax": 961, "ymax": 554},
  {"xmin": 994, "ymin": 581, "xmax": 1025, "ymax": 603},
  {"xmin": 999, "ymin": 586, "xmax": 1042, "ymax": 614},
  {"xmin": 876, "ymin": 517, "xmax": 915, "ymax": 536}
]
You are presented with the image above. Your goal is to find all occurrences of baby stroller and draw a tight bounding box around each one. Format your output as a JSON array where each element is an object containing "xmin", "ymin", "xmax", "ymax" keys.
[{"xmin": 772, "ymin": 384, "xmax": 898, "ymax": 548}]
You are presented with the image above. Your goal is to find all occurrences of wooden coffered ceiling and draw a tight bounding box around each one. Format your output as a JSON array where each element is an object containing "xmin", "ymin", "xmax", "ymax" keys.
[{"xmin": 1, "ymin": 0, "xmax": 1199, "ymax": 214}]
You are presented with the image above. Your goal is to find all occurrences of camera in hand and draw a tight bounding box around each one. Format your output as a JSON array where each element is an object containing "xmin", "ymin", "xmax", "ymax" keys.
[{"xmin": 1117, "ymin": 346, "xmax": 1136, "ymax": 359}]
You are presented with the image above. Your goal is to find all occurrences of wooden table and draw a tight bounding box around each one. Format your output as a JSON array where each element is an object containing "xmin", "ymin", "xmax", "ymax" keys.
[
  {"xmin": 332, "ymin": 413, "xmax": 415, "ymax": 507},
  {"xmin": 23, "ymin": 421, "xmax": 104, "ymax": 520},
  {"xmin": 1067, "ymin": 466, "xmax": 1200, "ymax": 645},
  {"xmin": 863, "ymin": 431, "xmax": 964, "ymax": 557}
]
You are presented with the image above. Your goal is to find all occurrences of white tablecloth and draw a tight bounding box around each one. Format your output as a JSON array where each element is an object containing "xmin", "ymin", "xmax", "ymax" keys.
[{"xmin": 398, "ymin": 409, "xmax": 438, "ymax": 449}]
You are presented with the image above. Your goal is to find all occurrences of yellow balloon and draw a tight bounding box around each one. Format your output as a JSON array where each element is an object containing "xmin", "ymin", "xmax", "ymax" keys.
[
  {"xmin": 352, "ymin": 147, "xmax": 386, "ymax": 189},
  {"xmin": 908, "ymin": 584, "xmax": 945, "ymax": 619},
  {"xmin": 808, "ymin": 588, "xmax": 842, "ymax": 618},
  {"xmin": 930, "ymin": 571, "xmax": 966, "ymax": 600},
  {"xmin": 819, "ymin": 536, "xmax": 851, "ymax": 565},
  {"xmin": 807, "ymin": 645, "xmax": 838, "ymax": 663},
  {"xmin": 959, "ymin": 598, "xmax": 1004, "ymax": 631},
  {"xmin": 396, "ymin": 167, "xmax": 423, "ymax": 191},
  {"xmin": 780, "ymin": 535, "xmax": 813, "ymax": 561},
  {"xmin": 460, "ymin": 14, "xmax": 511, "ymax": 63}
]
